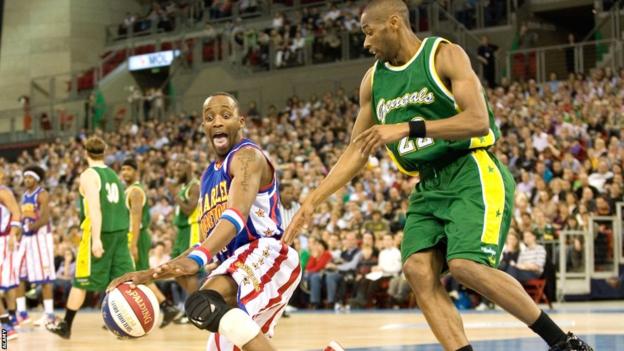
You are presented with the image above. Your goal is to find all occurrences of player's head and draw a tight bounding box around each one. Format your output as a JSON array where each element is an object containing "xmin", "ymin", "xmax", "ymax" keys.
[
  {"xmin": 279, "ymin": 182, "xmax": 295, "ymax": 204},
  {"xmin": 174, "ymin": 159, "xmax": 193, "ymax": 183},
  {"xmin": 201, "ymin": 92, "xmax": 244, "ymax": 158},
  {"xmin": 23, "ymin": 165, "xmax": 45, "ymax": 190},
  {"xmin": 120, "ymin": 157, "xmax": 139, "ymax": 184},
  {"xmin": 84, "ymin": 136, "xmax": 107, "ymax": 162},
  {"xmin": 361, "ymin": 0, "xmax": 411, "ymax": 62}
]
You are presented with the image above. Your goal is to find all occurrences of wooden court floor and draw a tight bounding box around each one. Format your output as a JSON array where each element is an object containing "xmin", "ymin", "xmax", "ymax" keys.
[{"xmin": 8, "ymin": 302, "xmax": 624, "ymax": 351}]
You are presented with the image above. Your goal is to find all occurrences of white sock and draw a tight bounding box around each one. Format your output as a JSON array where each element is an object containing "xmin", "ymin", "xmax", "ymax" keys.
[
  {"xmin": 16, "ymin": 297, "xmax": 26, "ymax": 313},
  {"xmin": 43, "ymin": 299, "xmax": 54, "ymax": 314}
]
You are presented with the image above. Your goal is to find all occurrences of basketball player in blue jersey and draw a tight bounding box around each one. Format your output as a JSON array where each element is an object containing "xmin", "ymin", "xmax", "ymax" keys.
[
  {"xmin": 14, "ymin": 166, "xmax": 56, "ymax": 327},
  {"xmin": 110, "ymin": 93, "xmax": 341, "ymax": 351}
]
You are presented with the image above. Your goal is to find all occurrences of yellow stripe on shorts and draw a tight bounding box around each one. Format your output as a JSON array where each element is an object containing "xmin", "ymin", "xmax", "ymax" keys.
[
  {"xmin": 471, "ymin": 149, "xmax": 506, "ymax": 245},
  {"xmin": 76, "ymin": 201, "xmax": 92, "ymax": 279}
]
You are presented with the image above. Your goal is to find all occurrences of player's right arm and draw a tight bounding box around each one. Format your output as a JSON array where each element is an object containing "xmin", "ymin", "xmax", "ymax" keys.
[
  {"xmin": 0, "ymin": 188, "xmax": 21, "ymax": 250},
  {"xmin": 282, "ymin": 68, "xmax": 375, "ymax": 244},
  {"xmin": 176, "ymin": 182, "xmax": 199, "ymax": 216},
  {"xmin": 81, "ymin": 169, "xmax": 103, "ymax": 258},
  {"xmin": 127, "ymin": 187, "xmax": 144, "ymax": 260}
]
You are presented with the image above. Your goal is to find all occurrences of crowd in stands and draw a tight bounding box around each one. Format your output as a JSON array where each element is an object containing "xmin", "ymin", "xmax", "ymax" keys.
[{"xmin": 6, "ymin": 63, "xmax": 624, "ymax": 311}]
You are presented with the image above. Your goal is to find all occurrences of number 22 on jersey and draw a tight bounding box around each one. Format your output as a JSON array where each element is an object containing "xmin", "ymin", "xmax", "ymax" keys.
[{"xmin": 397, "ymin": 117, "xmax": 434, "ymax": 155}]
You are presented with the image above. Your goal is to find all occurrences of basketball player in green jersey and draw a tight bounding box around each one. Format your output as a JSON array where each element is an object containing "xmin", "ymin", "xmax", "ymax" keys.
[
  {"xmin": 47, "ymin": 136, "xmax": 134, "ymax": 339},
  {"xmin": 120, "ymin": 157, "xmax": 181, "ymax": 328},
  {"xmin": 284, "ymin": 1, "xmax": 592, "ymax": 351},
  {"xmin": 170, "ymin": 159, "xmax": 201, "ymax": 309}
]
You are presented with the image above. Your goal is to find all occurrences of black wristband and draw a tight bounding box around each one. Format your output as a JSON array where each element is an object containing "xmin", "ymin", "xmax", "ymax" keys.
[{"xmin": 408, "ymin": 120, "xmax": 427, "ymax": 138}]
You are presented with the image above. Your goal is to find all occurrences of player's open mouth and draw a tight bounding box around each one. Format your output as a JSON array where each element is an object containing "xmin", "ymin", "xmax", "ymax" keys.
[{"xmin": 212, "ymin": 132, "xmax": 229, "ymax": 148}]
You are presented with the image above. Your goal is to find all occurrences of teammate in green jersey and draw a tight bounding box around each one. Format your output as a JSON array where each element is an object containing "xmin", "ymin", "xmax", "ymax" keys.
[
  {"xmin": 120, "ymin": 157, "xmax": 181, "ymax": 328},
  {"xmin": 170, "ymin": 159, "xmax": 201, "ymax": 322},
  {"xmin": 47, "ymin": 136, "xmax": 133, "ymax": 339},
  {"xmin": 284, "ymin": 1, "xmax": 592, "ymax": 351}
]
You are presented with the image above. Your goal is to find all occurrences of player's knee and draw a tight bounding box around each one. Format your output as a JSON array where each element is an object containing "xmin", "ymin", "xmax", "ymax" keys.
[
  {"xmin": 185, "ymin": 289, "xmax": 232, "ymax": 332},
  {"xmin": 185, "ymin": 289, "xmax": 261, "ymax": 347},
  {"xmin": 403, "ymin": 256, "xmax": 436, "ymax": 290},
  {"xmin": 448, "ymin": 259, "xmax": 473, "ymax": 283}
]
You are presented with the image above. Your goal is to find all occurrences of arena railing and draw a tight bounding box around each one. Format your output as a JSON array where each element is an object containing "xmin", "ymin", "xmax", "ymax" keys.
[{"xmin": 505, "ymin": 38, "xmax": 623, "ymax": 82}]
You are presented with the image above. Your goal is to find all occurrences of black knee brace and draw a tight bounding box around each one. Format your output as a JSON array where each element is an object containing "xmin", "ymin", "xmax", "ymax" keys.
[{"xmin": 185, "ymin": 289, "xmax": 233, "ymax": 332}]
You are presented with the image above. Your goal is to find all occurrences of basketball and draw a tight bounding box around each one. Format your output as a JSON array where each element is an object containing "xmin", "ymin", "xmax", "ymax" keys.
[{"xmin": 101, "ymin": 283, "xmax": 160, "ymax": 338}]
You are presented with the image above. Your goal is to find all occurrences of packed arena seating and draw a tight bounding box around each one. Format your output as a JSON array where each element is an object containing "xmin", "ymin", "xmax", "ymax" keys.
[{"xmin": 8, "ymin": 65, "xmax": 624, "ymax": 309}]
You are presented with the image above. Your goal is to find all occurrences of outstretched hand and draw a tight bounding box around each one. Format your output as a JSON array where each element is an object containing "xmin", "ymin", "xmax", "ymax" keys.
[
  {"xmin": 282, "ymin": 200, "xmax": 314, "ymax": 245},
  {"xmin": 152, "ymin": 257, "xmax": 200, "ymax": 280},
  {"xmin": 107, "ymin": 269, "xmax": 155, "ymax": 292}
]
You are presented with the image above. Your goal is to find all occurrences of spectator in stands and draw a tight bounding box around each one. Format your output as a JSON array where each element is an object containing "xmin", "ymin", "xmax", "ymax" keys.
[
  {"xmin": 324, "ymin": 232, "xmax": 361, "ymax": 310},
  {"xmin": 506, "ymin": 231, "xmax": 547, "ymax": 283},
  {"xmin": 589, "ymin": 159, "xmax": 614, "ymax": 193},
  {"xmin": 477, "ymin": 35, "xmax": 498, "ymax": 88},
  {"xmin": 499, "ymin": 229, "xmax": 521, "ymax": 272},
  {"xmin": 363, "ymin": 209, "xmax": 389, "ymax": 238},
  {"xmin": 54, "ymin": 248, "xmax": 75, "ymax": 306},
  {"xmin": 349, "ymin": 234, "xmax": 401, "ymax": 308},
  {"xmin": 306, "ymin": 239, "xmax": 332, "ymax": 309}
]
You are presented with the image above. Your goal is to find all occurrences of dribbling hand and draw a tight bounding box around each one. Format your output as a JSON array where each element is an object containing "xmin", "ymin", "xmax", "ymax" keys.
[
  {"xmin": 353, "ymin": 124, "xmax": 409, "ymax": 156},
  {"xmin": 152, "ymin": 257, "xmax": 200, "ymax": 280},
  {"xmin": 282, "ymin": 200, "xmax": 314, "ymax": 245},
  {"xmin": 107, "ymin": 270, "xmax": 154, "ymax": 292}
]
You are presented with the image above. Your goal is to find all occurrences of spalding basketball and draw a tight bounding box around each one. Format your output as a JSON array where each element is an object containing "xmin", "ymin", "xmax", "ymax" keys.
[{"xmin": 102, "ymin": 283, "xmax": 160, "ymax": 338}]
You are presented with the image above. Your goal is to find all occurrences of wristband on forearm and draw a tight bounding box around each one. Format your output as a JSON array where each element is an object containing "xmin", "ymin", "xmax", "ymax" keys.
[
  {"xmin": 188, "ymin": 245, "xmax": 213, "ymax": 268},
  {"xmin": 221, "ymin": 208, "xmax": 246, "ymax": 234},
  {"xmin": 408, "ymin": 120, "xmax": 427, "ymax": 138}
]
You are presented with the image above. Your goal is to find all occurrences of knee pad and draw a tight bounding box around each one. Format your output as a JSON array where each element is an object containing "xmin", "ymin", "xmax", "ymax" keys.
[{"xmin": 185, "ymin": 289, "xmax": 232, "ymax": 332}]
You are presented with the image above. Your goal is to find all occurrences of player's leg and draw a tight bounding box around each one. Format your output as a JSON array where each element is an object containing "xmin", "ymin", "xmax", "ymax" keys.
[
  {"xmin": 445, "ymin": 150, "xmax": 592, "ymax": 350},
  {"xmin": 14, "ymin": 281, "xmax": 30, "ymax": 326},
  {"xmin": 402, "ymin": 187, "xmax": 471, "ymax": 351},
  {"xmin": 0, "ymin": 293, "xmax": 17, "ymax": 340},
  {"xmin": 403, "ymin": 250, "xmax": 469, "ymax": 350},
  {"xmin": 189, "ymin": 275, "xmax": 276, "ymax": 351}
]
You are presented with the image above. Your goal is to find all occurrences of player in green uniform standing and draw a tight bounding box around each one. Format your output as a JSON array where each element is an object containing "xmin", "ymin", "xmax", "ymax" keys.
[
  {"xmin": 284, "ymin": 1, "xmax": 592, "ymax": 351},
  {"xmin": 170, "ymin": 159, "xmax": 201, "ymax": 322},
  {"xmin": 120, "ymin": 157, "xmax": 181, "ymax": 328},
  {"xmin": 47, "ymin": 136, "xmax": 133, "ymax": 339}
]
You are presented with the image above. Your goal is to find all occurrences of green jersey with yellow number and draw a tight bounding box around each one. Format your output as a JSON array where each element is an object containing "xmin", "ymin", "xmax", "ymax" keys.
[
  {"xmin": 370, "ymin": 36, "xmax": 500, "ymax": 176},
  {"xmin": 79, "ymin": 166, "xmax": 129, "ymax": 233}
]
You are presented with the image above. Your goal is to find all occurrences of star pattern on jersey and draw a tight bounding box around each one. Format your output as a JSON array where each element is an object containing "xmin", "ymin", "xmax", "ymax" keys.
[
  {"xmin": 488, "ymin": 166, "xmax": 495, "ymax": 173},
  {"xmin": 496, "ymin": 209, "xmax": 502, "ymax": 217},
  {"xmin": 255, "ymin": 208, "xmax": 265, "ymax": 217},
  {"xmin": 262, "ymin": 248, "xmax": 270, "ymax": 258},
  {"xmin": 263, "ymin": 228, "xmax": 274, "ymax": 236},
  {"xmin": 479, "ymin": 136, "xmax": 486, "ymax": 143}
]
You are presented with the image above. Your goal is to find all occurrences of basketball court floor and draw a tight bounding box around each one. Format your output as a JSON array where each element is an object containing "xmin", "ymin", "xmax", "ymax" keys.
[{"xmin": 9, "ymin": 301, "xmax": 624, "ymax": 351}]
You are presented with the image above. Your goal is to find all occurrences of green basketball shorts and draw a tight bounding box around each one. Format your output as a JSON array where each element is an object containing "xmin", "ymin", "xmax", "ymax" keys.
[{"xmin": 401, "ymin": 149, "xmax": 516, "ymax": 268}]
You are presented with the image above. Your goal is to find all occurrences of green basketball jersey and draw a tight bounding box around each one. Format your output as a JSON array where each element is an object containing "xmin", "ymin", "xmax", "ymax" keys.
[
  {"xmin": 125, "ymin": 181, "xmax": 151, "ymax": 231},
  {"xmin": 79, "ymin": 166, "xmax": 129, "ymax": 233},
  {"xmin": 173, "ymin": 178, "xmax": 200, "ymax": 228},
  {"xmin": 371, "ymin": 36, "xmax": 500, "ymax": 175}
]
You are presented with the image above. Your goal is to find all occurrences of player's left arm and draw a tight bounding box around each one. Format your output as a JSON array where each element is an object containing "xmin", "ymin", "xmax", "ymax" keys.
[
  {"xmin": 151, "ymin": 147, "xmax": 266, "ymax": 280},
  {"xmin": 128, "ymin": 188, "xmax": 144, "ymax": 258},
  {"xmin": 30, "ymin": 190, "xmax": 50, "ymax": 231},
  {"xmin": 424, "ymin": 42, "xmax": 489, "ymax": 139},
  {"xmin": 355, "ymin": 43, "xmax": 489, "ymax": 155}
]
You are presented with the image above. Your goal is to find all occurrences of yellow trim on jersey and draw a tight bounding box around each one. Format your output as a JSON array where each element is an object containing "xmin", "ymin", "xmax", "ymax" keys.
[
  {"xmin": 385, "ymin": 38, "xmax": 428, "ymax": 71},
  {"xmin": 385, "ymin": 146, "xmax": 419, "ymax": 177},
  {"xmin": 76, "ymin": 199, "xmax": 92, "ymax": 279},
  {"xmin": 471, "ymin": 149, "xmax": 505, "ymax": 245},
  {"xmin": 469, "ymin": 128, "xmax": 496, "ymax": 149},
  {"xmin": 429, "ymin": 38, "xmax": 455, "ymax": 103},
  {"xmin": 189, "ymin": 222, "xmax": 201, "ymax": 247}
]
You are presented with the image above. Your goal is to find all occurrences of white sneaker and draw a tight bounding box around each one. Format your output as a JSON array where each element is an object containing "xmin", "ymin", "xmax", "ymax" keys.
[
  {"xmin": 33, "ymin": 313, "xmax": 56, "ymax": 327},
  {"xmin": 333, "ymin": 303, "xmax": 343, "ymax": 312},
  {"xmin": 475, "ymin": 302, "xmax": 489, "ymax": 311},
  {"xmin": 284, "ymin": 305, "xmax": 298, "ymax": 313},
  {"xmin": 323, "ymin": 340, "xmax": 345, "ymax": 351}
]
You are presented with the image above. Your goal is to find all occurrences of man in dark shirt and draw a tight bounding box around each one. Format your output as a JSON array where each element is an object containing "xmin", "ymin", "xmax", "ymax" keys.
[{"xmin": 478, "ymin": 35, "xmax": 499, "ymax": 88}]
